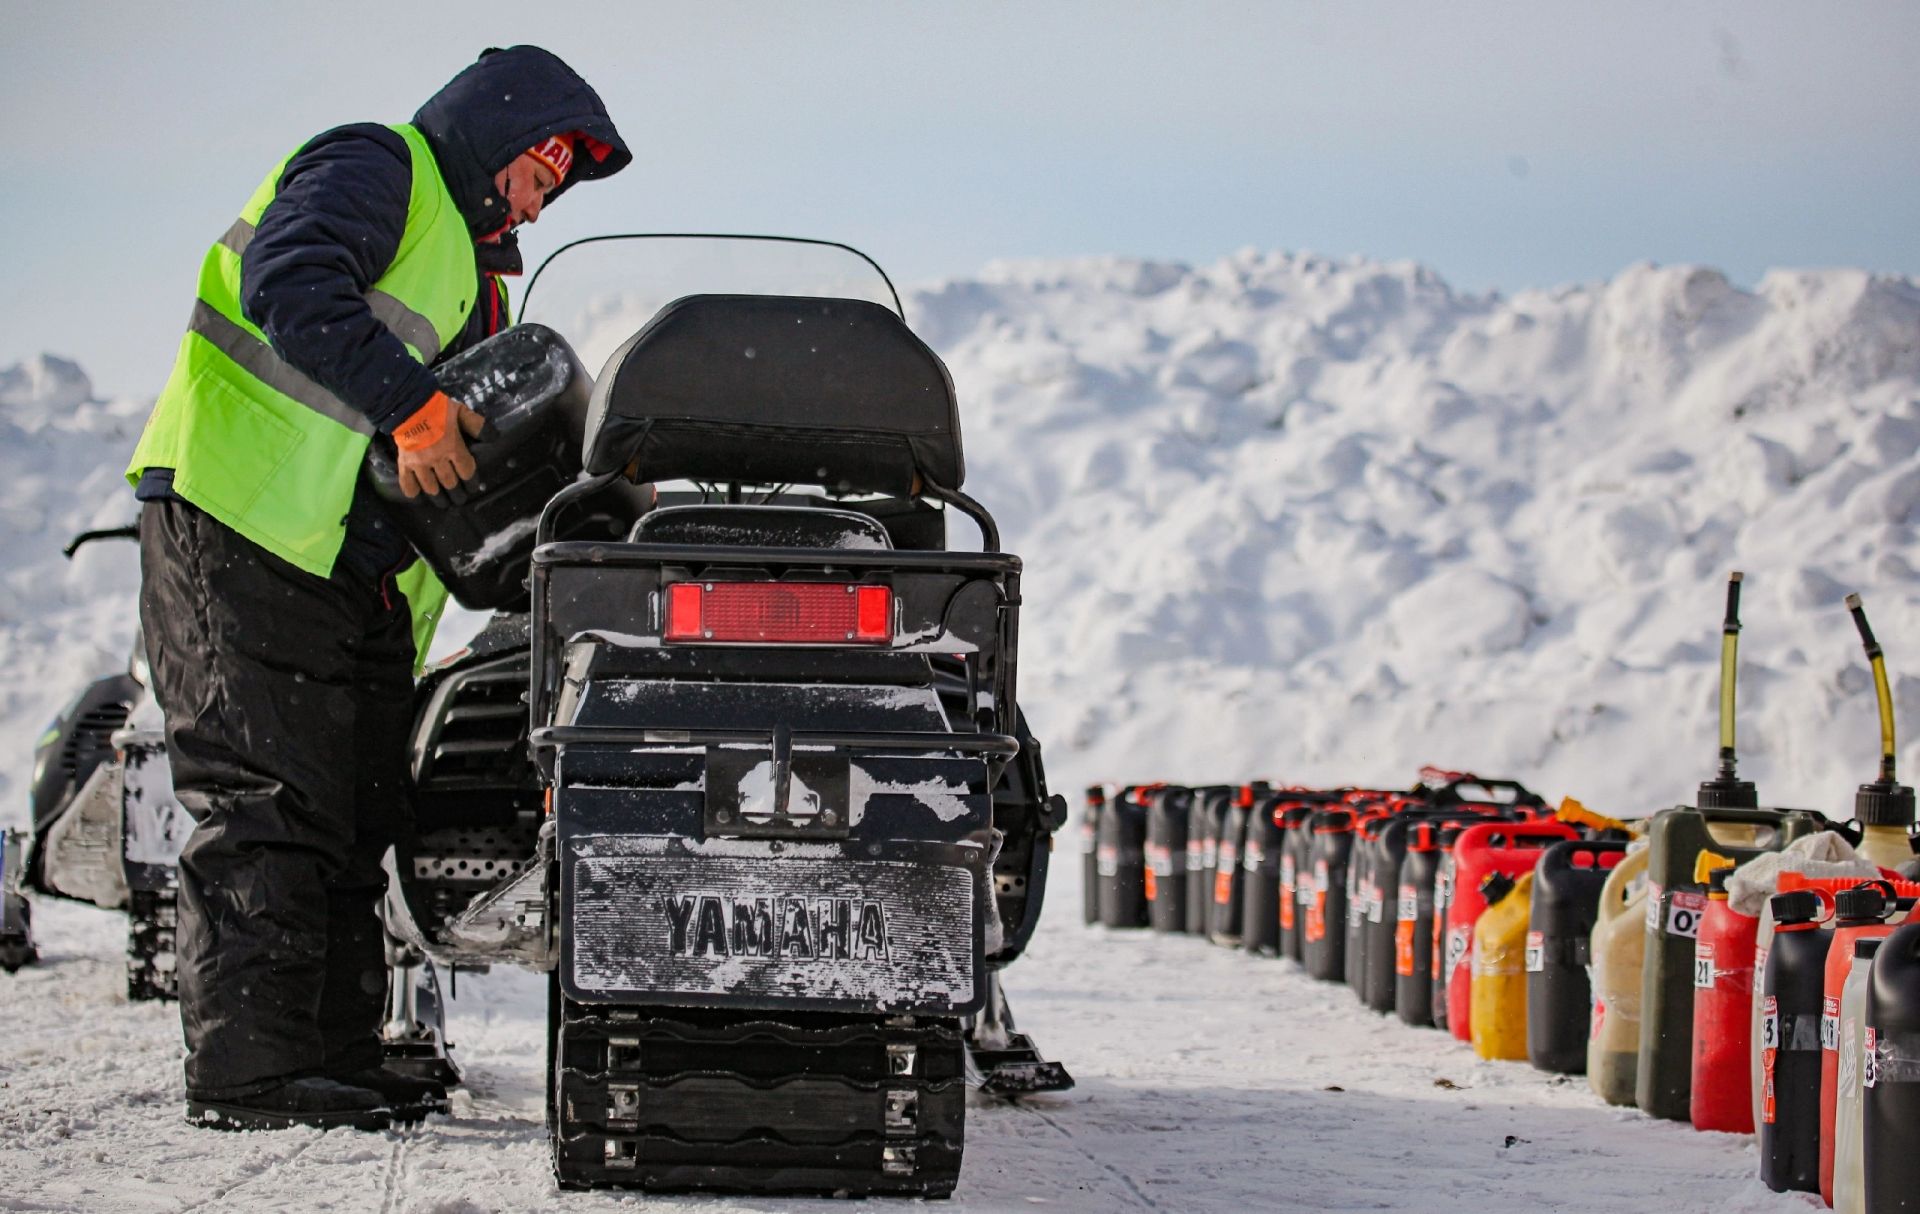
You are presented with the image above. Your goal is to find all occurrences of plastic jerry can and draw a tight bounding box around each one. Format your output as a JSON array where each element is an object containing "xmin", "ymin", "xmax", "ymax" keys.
[
  {"xmin": 1346, "ymin": 810, "xmax": 1390, "ymax": 994},
  {"xmin": 1690, "ymin": 864, "xmax": 1759, "ymax": 1133},
  {"xmin": 1303, "ymin": 809, "xmax": 1356, "ymax": 982},
  {"xmin": 1431, "ymin": 842, "xmax": 1460, "ymax": 1033},
  {"xmin": 1276, "ymin": 804, "xmax": 1318, "ymax": 962},
  {"xmin": 1831, "ymin": 937, "xmax": 1880, "ymax": 1214},
  {"xmin": 1821, "ymin": 882, "xmax": 1908, "ymax": 1204},
  {"xmin": 1471, "ymin": 870, "xmax": 1536, "ymax": 1061},
  {"xmin": 1589, "ymin": 844, "xmax": 1652, "ymax": 1106},
  {"xmin": 1361, "ymin": 815, "xmax": 1423, "ymax": 1014},
  {"xmin": 1443, "ymin": 821, "xmax": 1578, "ymax": 1042},
  {"xmin": 1751, "ymin": 872, "xmax": 1882, "ymax": 1135},
  {"xmin": 1240, "ymin": 793, "xmax": 1289, "ymax": 956},
  {"xmin": 1758, "ymin": 889, "xmax": 1836, "ymax": 1193},
  {"xmin": 363, "ymin": 323, "xmax": 632, "ymax": 610},
  {"xmin": 1398, "ymin": 822, "xmax": 1462, "ymax": 1027},
  {"xmin": 1095, "ymin": 787, "xmax": 1150, "ymax": 929},
  {"xmin": 1081, "ymin": 785, "xmax": 1107, "ymax": 926},
  {"xmin": 1207, "ymin": 787, "xmax": 1256, "ymax": 945},
  {"xmin": 1635, "ymin": 804, "xmax": 1824, "ymax": 1121},
  {"xmin": 1145, "ymin": 786, "xmax": 1192, "ymax": 934},
  {"xmin": 1864, "ymin": 918, "xmax": 1920, "ymax": 1212},
  {"xmin": 1186, "ymin": 787, "xmax": 1230, "ymax": 938},
  {"xmin": 1527, "ymin": 839, "xmax": 1628, "ymax": 1074}
]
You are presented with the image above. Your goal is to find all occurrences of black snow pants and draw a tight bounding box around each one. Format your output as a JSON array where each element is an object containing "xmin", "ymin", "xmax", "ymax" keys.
[{"xmin": 138, "ymin": 498, "xmax": 417, "ymax": 1099}]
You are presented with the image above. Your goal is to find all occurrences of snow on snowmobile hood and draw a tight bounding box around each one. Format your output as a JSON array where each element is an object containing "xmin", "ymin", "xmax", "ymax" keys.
[{"xmin": 412, "ymin": 45, "xmax": 631, "ymax": 244}]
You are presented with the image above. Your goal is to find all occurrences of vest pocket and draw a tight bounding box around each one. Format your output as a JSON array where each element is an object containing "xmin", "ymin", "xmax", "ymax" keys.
[{"xmin": 178, "ymin": 368, "xmax": 304, "ymax": 520}]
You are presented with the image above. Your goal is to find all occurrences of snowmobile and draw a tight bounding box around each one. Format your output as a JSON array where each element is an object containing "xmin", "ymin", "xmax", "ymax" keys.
[{"xmin": 13, "ymin": 235, "xmax": 1071, "ymax": 1196}]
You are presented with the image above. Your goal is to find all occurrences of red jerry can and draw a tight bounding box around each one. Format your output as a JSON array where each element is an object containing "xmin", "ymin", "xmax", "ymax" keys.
[
  {"xmin": 1443, "ymin": 820, "xmax": 1577, "ymax": 1043},
  {"xmin": 1690, "ymin": 862, "xmax": 1759, "ymax": 1132}
]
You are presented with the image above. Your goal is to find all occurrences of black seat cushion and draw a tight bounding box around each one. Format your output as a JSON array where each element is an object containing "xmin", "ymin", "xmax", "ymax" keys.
[{"xmin": 581, "ymin": 295, "xmax": 965, "ymax": 494}]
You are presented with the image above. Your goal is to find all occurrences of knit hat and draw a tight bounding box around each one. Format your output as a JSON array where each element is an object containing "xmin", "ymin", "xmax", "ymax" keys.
[{"xmin": 524, "ymin": 133, "xmax": 574, "ymax": 183}]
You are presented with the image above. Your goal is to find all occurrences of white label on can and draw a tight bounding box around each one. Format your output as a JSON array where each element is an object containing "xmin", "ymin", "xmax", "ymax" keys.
[
  {"xmin": 1762, "ymin": 995, "xmax": 1780, "ymax": 1051},
  {"xmin": 1666, "ymin": 891, "xmax": 1705, "ymax": 939},
  {"xmin": 1525, "ymin": 930, "xmax": 1545, "ymax": 973},
  {"xmin": 1446, "ymin": 926, "xmax": 1472, "ymax": 978},
  {"xmin": 1368, "ymin": 886, "xmax": 1386, "ymax": 923},
  {"xmin": 1822, "ymin": 996, "xmax": 1840, "ymax": 1052},
  {"xmin": 1864, "ymin": 1028, "xmax": 1879, "ymax": 1089},
  {"xmin": 1694, "ymin": 943, "xmax": 1715, "ymax": 989},
  {"xmin": 1244, "ymin": 844, "xmax": 1264, "ymax": 871},
  {"xmin": 1645, "ymin": 882, "xmax": 1664, "ymax": 932},
  {"xmin": 1397, "ymin": 885, "xmax": 1418, "ymax": 922}
]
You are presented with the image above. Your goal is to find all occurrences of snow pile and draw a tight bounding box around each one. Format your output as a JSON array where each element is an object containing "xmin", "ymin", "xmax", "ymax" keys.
[
  {"xmin": 0, "ymin": 357, "xmax": 146, "ymax": 816},
  {"xmin": 914, "ymin": 253, "xmax": 1920, "ymax": 815}
]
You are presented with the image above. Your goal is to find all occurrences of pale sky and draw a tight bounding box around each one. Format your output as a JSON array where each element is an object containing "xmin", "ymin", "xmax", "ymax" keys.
[{"xmin": 5, "ymin": 1, "xmax": 1918, "ymax": 397}]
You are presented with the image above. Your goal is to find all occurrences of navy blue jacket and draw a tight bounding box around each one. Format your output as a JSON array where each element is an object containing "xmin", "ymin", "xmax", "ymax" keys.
[{"xmin": 143, "ymin": 46, "xmax": 630, "ymax": 576}]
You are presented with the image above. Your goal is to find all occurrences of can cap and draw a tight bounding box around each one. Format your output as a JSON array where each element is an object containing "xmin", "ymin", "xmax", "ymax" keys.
[
  {"xmin": 1835, "ymin": 883, "xmax": 1894, "ymax": 922},
  {"xmin": 1707, "ymin": 867, "xmax": 1731, "ymax": 896},
  {"xmin": 1855, "ymin": 780, "xmax": 1916, "ymax": 827},
  {"xmin": 1696, "ymin": 777, "xmax": 1759, "ymax": 810},
  {"xmin": 1770, "ymin": 889, "xmax": 1827, "ymax": 925},
  {"xmin": 1479, "ymin": 870, "xmax": 1516, "ymax": 906}
]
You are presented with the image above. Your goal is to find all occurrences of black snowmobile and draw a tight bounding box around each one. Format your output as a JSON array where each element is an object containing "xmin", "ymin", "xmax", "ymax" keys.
[{"xmin": 11, "ymin": 235, "xmax": 1070, "ymax": 1196}]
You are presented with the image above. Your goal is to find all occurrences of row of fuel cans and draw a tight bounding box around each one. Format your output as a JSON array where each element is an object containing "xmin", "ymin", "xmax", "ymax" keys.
[{"xmin": 1083, "ymin": 772, "xmax": 1920, "ymax": 1212}]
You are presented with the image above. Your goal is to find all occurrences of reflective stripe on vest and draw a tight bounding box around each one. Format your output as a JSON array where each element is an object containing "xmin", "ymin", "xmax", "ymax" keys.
[{"xmin": 126, "ymin": 123, "xmax": 470, "ymax": 665}]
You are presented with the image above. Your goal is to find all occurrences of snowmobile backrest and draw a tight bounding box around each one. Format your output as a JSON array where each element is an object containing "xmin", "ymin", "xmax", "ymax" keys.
[{"xmin": 581, "ymin": 294, "xmax": 966, "ymax": 496}]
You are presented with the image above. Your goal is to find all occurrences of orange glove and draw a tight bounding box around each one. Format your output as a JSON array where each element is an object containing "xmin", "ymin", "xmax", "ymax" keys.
[{"xmin": 394, "ymin": 391, "xmax": 485, "ymax": 498}]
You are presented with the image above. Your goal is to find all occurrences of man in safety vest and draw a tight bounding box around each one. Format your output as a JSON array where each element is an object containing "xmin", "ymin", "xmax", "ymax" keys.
[{"xmin": 125, "ymin": 46, "xmax": 629, "ymax": 1132}]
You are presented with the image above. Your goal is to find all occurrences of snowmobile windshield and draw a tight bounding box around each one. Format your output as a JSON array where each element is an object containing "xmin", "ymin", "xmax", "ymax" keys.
[{"xmin": 518, "ymin": 234, "xmax": 903, "ymax": 382}]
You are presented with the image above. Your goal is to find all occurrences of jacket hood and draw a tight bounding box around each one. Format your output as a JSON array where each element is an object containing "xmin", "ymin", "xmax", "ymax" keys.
[{"xmin": 412, "ymin": 46, "xmax": 631, "ymax": 242}]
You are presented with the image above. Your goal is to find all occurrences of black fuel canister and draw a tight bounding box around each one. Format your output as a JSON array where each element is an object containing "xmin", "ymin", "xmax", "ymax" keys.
[
  {"xmin": 364, "ymin": 323, "xmax": 645, "ymax": 609},
  {"xmin": 1096, "ymin": 787, "xmax": 1150, "ymax": 928},
  {"xmin": 1209, "ymin": 788, "xmax": 1256, "ymax": 945},
  {"xmin": 1187, "ymin": 787, "xmax": 1231, "ymax": 937},
  {"xmin": 1526, "ymin": 839, "xmax": 1629, "ymax": 1074},
  {"xmin": 1081, "ymin": 785, "xmax": 1107, "ymax": 926},
  {"xmin": 1759, "ymin": 890, "xmax": 1835, "ymax": 1194},
  {"xmin": 1344, "ymin": 811, "xmax": 1385, "ymax": 994},
  {"xmin": 1240, "ymin": 793, "xmax": 1288, "ymax": 956},
  {"xmin": 1361, "ymin": 814, "xmax": 1427, "ymax": 1014},
  {"xmin": 1146, "ymin": 787, "xmax": 1193, "ymax": 934},
  {"xmin": 1303, "ymin": 809, "xmax": 1356, "ymax": 982},
  {"xmin": 1865, "ymin": 918, "xmax": 1920, "ymax": 1211},
  {"xmin": 1395, "ymin": 822, "xmax": 1451, "ymax": 1026},
  {"xmin": 1277, "ymin": 804, "xmax": 1318, "ymax": 962}
]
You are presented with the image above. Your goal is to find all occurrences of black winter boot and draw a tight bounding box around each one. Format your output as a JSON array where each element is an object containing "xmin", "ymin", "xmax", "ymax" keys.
[
  {"xmin": 186, "ymin": 1077, "xmax": 392, "ymax": 1132},
  {"xmin": 331, "ymin": 1066, "xmax": 450, "ymax": 1120}
]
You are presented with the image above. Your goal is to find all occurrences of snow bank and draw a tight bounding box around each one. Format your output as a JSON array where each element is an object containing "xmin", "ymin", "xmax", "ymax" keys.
[{"xmin": 912, "ymin": 252, "xmax": 1920, "ymax": 815}]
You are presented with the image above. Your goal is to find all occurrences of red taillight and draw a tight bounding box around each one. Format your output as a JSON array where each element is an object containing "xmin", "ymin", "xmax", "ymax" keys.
[{"xmin": 663, "ymin": 582, "xmax": 893, "ymax": 645}]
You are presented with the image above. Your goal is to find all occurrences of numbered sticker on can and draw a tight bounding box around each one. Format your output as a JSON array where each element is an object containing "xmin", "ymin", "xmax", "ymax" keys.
[
  {"xmin": 1762, "ymin": 995, "xmax": 1780, "ymax": 1051},
  {"xmin": 1446, "ymin": 926, "xmax": 1472, "ymax": 978},
  {"xmin": 1822, "ymin": 996, "xmax": 1840, "ymax": 1052},
  {"xmin": 1864, "ymin": 1027, "xmax": 1879, "ymax": 1089},
  {"xmin": 1644, "ymin": 881, "xmax": 1664, "ymax": 933},
  {"xmin": 1397, "ymin": 884, "xmax": 1418, "ymax": 922},
  {"xmin": 1693, "ymin": 943, "xmax": 1715, "ymax": 989},
  {"xmin": 1666, "ymin": 890, "xmax": 1706, "ymax": 939},
  {"xmin": 1525, "ymin": 930, "xmax": 1545, "ymax": 973}
]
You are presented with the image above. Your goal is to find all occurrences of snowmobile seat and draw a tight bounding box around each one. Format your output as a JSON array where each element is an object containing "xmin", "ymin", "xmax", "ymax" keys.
[{"xmin": 581, "ymin": 294, "xmax": 966, "ymax": 495}]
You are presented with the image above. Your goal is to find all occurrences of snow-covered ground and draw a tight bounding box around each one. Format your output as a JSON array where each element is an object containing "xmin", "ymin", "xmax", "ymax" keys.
[
  {"xmin": 4, "ymin": 864, "xmax": 1816, "ymax": 1213},
  {"xmin": 6, "ymin": 246, "xmax": 1916, "ymax": 1208}
]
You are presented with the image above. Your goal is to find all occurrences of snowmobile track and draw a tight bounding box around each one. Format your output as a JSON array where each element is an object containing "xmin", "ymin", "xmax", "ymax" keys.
[
  {"xmin": 1014, "ymin": 1099, "xmax": 1164, "ymax": 1211},
  {"xmin": 377, "ymin": 1128, "xmax": 414, "ymax": 1214}
]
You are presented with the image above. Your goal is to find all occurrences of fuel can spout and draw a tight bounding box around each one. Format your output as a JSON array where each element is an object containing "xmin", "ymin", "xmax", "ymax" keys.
[
  {"xmin": 1698, "ymin": 572, "xmax": 1758, "ymax": 810},
  {"xmin": 1845, "ymin": 593, "xmax": 1915, "ymax": 842}
]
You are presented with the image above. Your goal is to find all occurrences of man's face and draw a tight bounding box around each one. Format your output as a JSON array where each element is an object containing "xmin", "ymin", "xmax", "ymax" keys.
[{"xmin": 494, "ymin": 154, "xmax": 560, "ymax": 228}]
